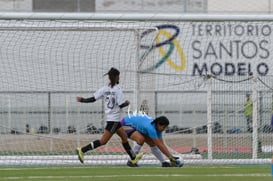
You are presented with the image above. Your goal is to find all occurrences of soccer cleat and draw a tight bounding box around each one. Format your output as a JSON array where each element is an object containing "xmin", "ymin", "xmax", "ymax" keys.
[
  {"xmin": 76, "ymin": 147, "xmax": 84, "ymax": 163},
  {"xmin": 130, "ymin": 152, "xmax": 144, "ymax": 165},
  {"xmin": 127, "ymin": 160, "xmax": 139, "ymax": 167},
  {"xmin": 161, "ymin": 162, "xmax": 171, "ymax": 167}
]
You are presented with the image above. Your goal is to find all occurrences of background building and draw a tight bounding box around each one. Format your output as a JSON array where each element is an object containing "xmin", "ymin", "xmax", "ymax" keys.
[{"xmin": 0, "ymin": 0, "xmax": 273, "ymax": 14}]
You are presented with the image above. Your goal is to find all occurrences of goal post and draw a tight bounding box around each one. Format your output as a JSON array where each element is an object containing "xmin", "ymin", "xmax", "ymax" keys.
[{"xmin": 206, "ymin": 75, "xmax": 271, "ymax": 163}]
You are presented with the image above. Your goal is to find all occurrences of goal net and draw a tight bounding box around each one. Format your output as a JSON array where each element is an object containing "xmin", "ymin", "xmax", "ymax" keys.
[
  {"xmin": 0, "ymin": 14, "xmax": 272, "ymax": 166},
  {"xmin": 0, "ymin": 19, "xmax": 161, "ymax": 166}
]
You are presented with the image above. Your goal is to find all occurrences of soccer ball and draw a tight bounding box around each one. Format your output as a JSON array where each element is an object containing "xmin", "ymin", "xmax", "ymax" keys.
[{"xmin": 175, "ymin": 156, "xmax": 184, "ymax": 167}]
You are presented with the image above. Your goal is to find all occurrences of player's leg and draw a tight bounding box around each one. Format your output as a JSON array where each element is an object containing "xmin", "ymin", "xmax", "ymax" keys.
[
  {"xmin": 129, "ymin": 132, "xmax": 170, "ymax": 167},
  {"xmin": 246, "ymin": 116, "xmax": 250, "ymax": 132},
  {"xmin": 120, "ymin": 118, "xmax": 145, "ymax": 153},
  {"xmin": 127, "ymin": 131, "xmax": 149, "ymax": 166},
  {"xmin": 120, "ymin": 122, "xmax": 145, "ymax": 167},
  {"xmin": 150, "ymin": 146, "xmax": 171, "ymax": 167},
  {"xmin": 76, "ymin": 122, "xmax": 115, "ymax": 163},
  {"xmin": 116, "ymin": 126, "xmax": 143, "ymax": 165}
]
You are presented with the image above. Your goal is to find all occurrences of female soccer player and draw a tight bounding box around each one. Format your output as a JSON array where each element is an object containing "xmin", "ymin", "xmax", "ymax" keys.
[
  {"xmin": 75, "ymin": 67, "xmax": 143, "ymax": 165},
  {"xmin": 121, "ymin": 113, "xmax": 181, "ymax": 167}
]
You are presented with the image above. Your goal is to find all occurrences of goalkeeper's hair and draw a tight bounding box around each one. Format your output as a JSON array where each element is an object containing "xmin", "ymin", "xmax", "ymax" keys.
[{"xmin": 152, "ymin": 116, "xmax": 169, "ymax": 126}]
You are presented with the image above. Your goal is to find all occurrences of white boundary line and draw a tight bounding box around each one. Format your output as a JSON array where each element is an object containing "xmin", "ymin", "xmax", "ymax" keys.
[
  {"xmin": 0, "ymin": 155, "xmax": 270, "ymax": 166},
  {"xmin": 1, "ymin": 173, "xmax": 271, "ymax": 180}
]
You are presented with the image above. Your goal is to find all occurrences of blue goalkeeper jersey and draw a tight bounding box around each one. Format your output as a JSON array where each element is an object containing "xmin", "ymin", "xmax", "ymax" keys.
[{"xmin": 123, "ymin": 114, "xmax": 162, "ymax": 138}]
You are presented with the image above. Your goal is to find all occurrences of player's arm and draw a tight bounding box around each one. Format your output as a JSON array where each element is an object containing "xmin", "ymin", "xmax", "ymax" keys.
[
  {"xmin": 76, "ymin": 96, "xmax": 96, "ymax": 103},
  {"xmin": 119, "ymin": 100, "xmax": 130, "ymax": 108},
  {"xmin": 116, "ymin": 87, "xmax": 130, "ymax": 109}
]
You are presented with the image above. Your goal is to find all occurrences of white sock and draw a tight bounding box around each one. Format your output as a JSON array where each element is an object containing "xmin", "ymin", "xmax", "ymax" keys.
[
  {"xmin": 151, "ymin": 146, "xmax": 167, "ymax": 163},
  {"xmin": 132, "ymin": 141, "xmax": 142, "ymax": 154}
]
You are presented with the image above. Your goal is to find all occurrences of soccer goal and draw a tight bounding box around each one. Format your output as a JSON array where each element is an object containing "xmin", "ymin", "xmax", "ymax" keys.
[{"xmin": 0, "ymin": 13, "xmax": 272, "ymax": 166}]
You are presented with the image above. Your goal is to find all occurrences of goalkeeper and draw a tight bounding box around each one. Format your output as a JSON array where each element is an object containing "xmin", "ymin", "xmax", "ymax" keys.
[{"xmin": 121, "ymin": 113, "xmax": 181, "ymax": 167}]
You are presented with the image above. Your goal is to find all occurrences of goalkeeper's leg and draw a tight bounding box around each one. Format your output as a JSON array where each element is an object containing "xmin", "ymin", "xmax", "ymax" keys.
[
  {"xmin": 130, "ymin": 140, "xmax": 171, "ymax": 167},
  {"xmin": 143, "ymin": 137, "xmax": 172, "ymax": 167},
  {"xmin": 150, "ymin": 146, "xmax": 171, "ymax": 167},
  {"xmin": 132, "ymin": 141, "xmax": 143, "ymax": 154}
]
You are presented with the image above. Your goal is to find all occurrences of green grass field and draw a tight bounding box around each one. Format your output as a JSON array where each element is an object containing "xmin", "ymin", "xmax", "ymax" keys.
[{"xmin": 0, "ymin": 165, "xmax": 271, "ymax": 181}]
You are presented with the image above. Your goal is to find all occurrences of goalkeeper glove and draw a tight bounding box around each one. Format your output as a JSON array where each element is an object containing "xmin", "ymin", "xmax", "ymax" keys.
[{"xmin": 169, "ymin": 156, "xmax": 179, "ymax": 167}]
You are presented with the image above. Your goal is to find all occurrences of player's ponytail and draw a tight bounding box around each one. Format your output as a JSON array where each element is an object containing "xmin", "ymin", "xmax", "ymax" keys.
[
  {"xmin": 152, "ymin": 116, "xmax": 169, "ymax": 126},
  {"xmin": 105, "ymin": 67, "xmax": 120, "ymax": 87}
]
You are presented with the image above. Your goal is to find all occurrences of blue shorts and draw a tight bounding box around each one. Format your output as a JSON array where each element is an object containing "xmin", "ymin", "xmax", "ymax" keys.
[{"xmin": 120, "ymin": 118, "xmax": 136, "ymax": 137}]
